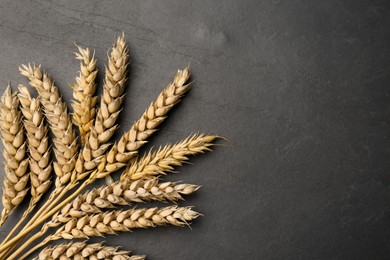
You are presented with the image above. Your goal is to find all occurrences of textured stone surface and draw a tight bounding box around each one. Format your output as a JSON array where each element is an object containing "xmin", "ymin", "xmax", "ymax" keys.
[{"xmin": 0, "ymin": 0, "xmax": 389, "ymax": 259}]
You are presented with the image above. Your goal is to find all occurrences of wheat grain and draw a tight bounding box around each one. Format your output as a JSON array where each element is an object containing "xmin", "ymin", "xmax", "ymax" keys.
[
  {"xmin": 36, "ymin": 241, "xmax": 144, "ymax": 260},
  {"xmin": 50, "ymin": 206, "xmax": 199, "ymax": 240},
  {"xmin": 18, "ymin": 85, "xmax": 52, "ymax": 205},
  {"xmin": 0, "ymin": 86, "xmax": 29, "ymax": 226},
  {"xmin": 56, "ymin": 179, "xmax": 199, "ymax": 221},
  {"xmin": 71, "ymin": 46, "xmax": 98, "ymax": 144},
  {"xmin": 95, "ymin": 66, "xmax": 191, "ymax": 178},
  {"xmin": 74, "ymin": 35, "xmax": 129, "ymax": 179},
  {"xmin": 19, "ymin": 65, "xmax": 78, "ymax": 187}
]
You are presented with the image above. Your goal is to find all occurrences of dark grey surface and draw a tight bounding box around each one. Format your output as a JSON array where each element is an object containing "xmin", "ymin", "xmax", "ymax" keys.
[{"xmin": 0, "ymin": 0, "xmax": 389, "ymax": 259}]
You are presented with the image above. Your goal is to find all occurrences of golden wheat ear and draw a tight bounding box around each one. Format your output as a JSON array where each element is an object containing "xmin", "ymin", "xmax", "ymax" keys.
[
  {"xmin": 47, "ymin": 206, "xmax": 200, "ymax": 241},
  {"xmin": 70, "ymin": 45, "xmax": 98, "ymax": 144},
  {"xmin": 19, "ymin": 64, "xmax": 79, "ymax": 188},
  {"xmin": 35, "ymin": 241, "xmax": 144, "ymax": 260},
  {"xmin": 0, "ymin": 85, "xmax": 29, "ymax": 226},
  {"xmin": 18, "ymin": 85, "xmax": 52, "ymax": 210},
  {"xmin": 120, "ymin": 133, "xmax": 219, "ymax": 181},
  {"xmin": 55, "ymin": 178, "xmax": 200, "ymax": 221}
]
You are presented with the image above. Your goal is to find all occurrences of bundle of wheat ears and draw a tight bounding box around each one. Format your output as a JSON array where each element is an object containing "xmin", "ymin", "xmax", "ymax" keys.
[{"xmin": 0, "ymin": 34, "xmax": 221, "ymax": 259}]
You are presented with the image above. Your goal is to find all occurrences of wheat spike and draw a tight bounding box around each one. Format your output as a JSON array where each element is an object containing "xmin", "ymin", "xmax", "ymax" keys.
[
  {"xmin": 18, "ymin": 85, "xmax": 52, "ymax": 206},
  {"xmin": 74, "ymin": 35, "xmax": 129, "ymax": 180},
  {"xmin": 36, "ymin": 241, "xmax": 144, "ymax": 260},
  {"xmin": 96, "ymin": 66, "xmax": 191, "ymax": 177},
  {"xmin": 119, "ymin": 134, "xmax": 217, "ymax": 181},
  {"xmin": 0, "ymin": 86, "xmax": 29, "ymax": 226},
  {"xmin": 71, "ymin": 46, "xmax": 98, "ymax": 144},
  {"xmin": 19, "ymin": 64, "xmax": 78, "ymax": 187},
  {"xmin": 51, "ymin": 206, "xmax": 199, "ymax": 240},
  {"xmin": 56, "ymin": 179, "xmax": 199, "ymax": 221}
]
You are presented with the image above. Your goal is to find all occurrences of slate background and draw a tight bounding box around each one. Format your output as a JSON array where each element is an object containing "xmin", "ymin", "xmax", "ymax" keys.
[{"xmin": 0, "ymin": 0, "xmax": 389, "ymax": 259}]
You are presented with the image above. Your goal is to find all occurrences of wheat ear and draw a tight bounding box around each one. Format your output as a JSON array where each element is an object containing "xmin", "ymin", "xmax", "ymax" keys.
[
  {"xmin": 18, "ymin": 85, "xmax": 52, "ymax": 206},
  {"xmin": 35, "ymin": 241, "xmax": 144, "ymax": 260},
  {"xmin": 121, "ymin": 133, "xmax": 217, "ymax": 181},
  {"xmin": 51, "ymin": 206, "xmax": 199, "ymax": 240},
  {"xmin": 71, "ymin": 46, "xmax": 98, "ymax": 144},
  {"xmin": 75, "ymin": 35, "xmax": 129, "ymax": 179},
  {"xmin": 56, "ymin": 178, "xmax": 199, "ymax": 221},
  {"xmin": 0, "ymin": 86, "xmax": 29, "ymax": 226},
  {"xmin": 96, "ymin": 66, "xmax": 191, "ymax": 177},
  {"xmin": 20, "ymin": 64, "xmax": 78, "ymax": 187}
]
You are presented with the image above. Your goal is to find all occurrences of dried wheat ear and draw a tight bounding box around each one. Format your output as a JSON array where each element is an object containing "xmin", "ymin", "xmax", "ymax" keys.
[
  {"xmin": 0, "ymin": 86, "xmax": 28, "ymax": 225},
  {"xmin": 36, "ymin": 241, "xmax": 144, "ymax": 260},
  {"xmin": 0, "ymin": 34, "xmax": 222, "ymax": 260}
]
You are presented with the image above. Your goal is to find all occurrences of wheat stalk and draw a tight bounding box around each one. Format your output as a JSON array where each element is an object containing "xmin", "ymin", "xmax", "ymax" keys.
[
  {"xmin": 19, "ymin": 65, "xmax": 78, "ymax": 188},
  {"xmin": 96, "ymin": 66, "xmax": 191, "ymax": 178},
  {"xmin": 0, "ymin": 86, "xmax": 29, "ymax": 226},
  {"xmin": 75, "ymin": 35, "xmax": 129, "ymax": 179},
  {"xmin": 35, "ymin": 241, "xmax": 144, "ymax": 260},
  {"xmin": 56, "ymin": 178, "xmax": 199, "ymax": 221},
  {"xmin": 0, "ymin": 35, "xmax": 222, "ymax": 260},
  {"xmin": 18, "ymin": 85, "xmax": 52, "ymax": 206},
  {"xmin": 71, "ymin": 46, "xmax": 98, "ymax": 144}
]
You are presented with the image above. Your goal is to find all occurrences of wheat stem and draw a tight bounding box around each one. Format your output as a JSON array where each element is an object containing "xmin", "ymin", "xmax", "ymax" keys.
[
  {"xmin": 0, "ymin": 184, "xmax": 66, "ymax": 252},
  {"xmin": 19, "ymin": 241, "xmax": 46, "ymax": 260},
  {"xmin": 0, "ymin": 172, "xmax": 86, "ymax": 253},
  {"xmin": 7, "ymin": 228, "xmax": 46, "ymax": 260},
  {"xmin": 0, "ymin": 186, "xmax": 69, "ymax": 259},
  {"xmin": 0, "ymin": 179, "xmax": 89, "ymax": 253},
  {"xmin": 0, "ymin": 237, "xmax": 17, "ymax": 259},
  {"xmin": 0, "ymin": 197, "xmax": 39, "ymax": 252},
  {"xmin": 0, "ymin": 186, "xmax": 71, "ymax": 258}
]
